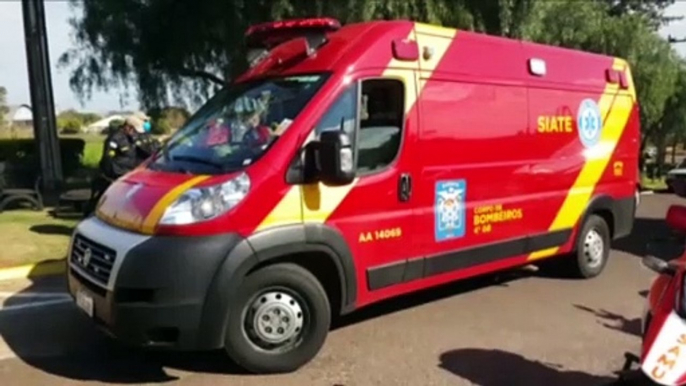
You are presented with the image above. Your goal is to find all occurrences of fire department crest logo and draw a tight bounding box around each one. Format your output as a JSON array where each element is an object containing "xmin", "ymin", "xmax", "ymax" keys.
[{"xmin": 435, "ymin": 179, "xmax": 466, "ymax": 241}]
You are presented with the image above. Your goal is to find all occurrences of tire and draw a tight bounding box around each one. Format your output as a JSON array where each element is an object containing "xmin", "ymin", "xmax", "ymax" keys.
[
  {"xmin": 569, "ymin": 214, "xmax": 611, "ymax": 279},
  {"xmin": 223, "ymin": 263, "xmax": 331, "ymax": 374}
]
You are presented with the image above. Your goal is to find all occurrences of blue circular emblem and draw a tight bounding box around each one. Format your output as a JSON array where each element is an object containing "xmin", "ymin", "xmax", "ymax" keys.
[{"xmin": 577, "ymin": 98, "xmax": 603, "ymax": 148}]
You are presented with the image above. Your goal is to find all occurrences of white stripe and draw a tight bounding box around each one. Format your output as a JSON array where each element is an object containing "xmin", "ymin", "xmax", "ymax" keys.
[
  {"xmin": 0, "ymin": 299, "xmax": 72, "ymax": 312},
  {"xmin": 0, "ymin": 292, "xmax": 70, "ymax": 299}
]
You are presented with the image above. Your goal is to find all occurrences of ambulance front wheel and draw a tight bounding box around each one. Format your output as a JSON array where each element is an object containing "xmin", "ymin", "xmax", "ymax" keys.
[
  {"xmin": 223, "ymin": 263, "xmax": 331, "ymax": 374},
  {"xmin": 571, "ymin": 214, "xmax": 611, "ymax": 279}
]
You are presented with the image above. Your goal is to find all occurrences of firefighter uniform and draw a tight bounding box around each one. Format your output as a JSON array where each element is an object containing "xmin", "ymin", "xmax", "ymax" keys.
[
  {"xmin": 100, "ymin": 129, "xmax": 138, "ymax": 180},
  {"xmin": 83, "ymin": 116, "xmax": 142, "ymax": 217},
  {"xmin": 133, "ymin": 132, "xmax": 161, "ymax": 161}
]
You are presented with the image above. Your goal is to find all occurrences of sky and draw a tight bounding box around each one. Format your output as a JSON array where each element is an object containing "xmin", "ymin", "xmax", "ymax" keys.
[
  {"xmin": 0, "ymin": 0, "xmax": 135, "ymax": 115},
  {"xmin": 2, "ymin": 1, "xmax": 686, "ymax": 115}
]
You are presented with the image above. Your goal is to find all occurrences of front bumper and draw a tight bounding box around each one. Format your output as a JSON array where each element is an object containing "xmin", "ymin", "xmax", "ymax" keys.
[{"xmin": 67, "ymin": 217, "xmax": 243, "ymax": 350}]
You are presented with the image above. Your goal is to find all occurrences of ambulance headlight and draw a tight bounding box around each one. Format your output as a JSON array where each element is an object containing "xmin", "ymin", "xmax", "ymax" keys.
[{"xmin": 159, "ymin": 172, "xmax": 250, "ymax": 225}]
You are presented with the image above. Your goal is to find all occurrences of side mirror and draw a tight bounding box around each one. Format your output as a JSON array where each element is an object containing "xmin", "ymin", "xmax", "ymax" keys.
[
  {"xmin": 642, "ymin": 255, "xmax": 678, "ymax": 276},
  {"xmin": 667, "ymin": 205, "xmax": 686, "ymax": 233},
  {"xmin": 312, "ymin": 130, "xmax": 355, "ymax": 186}
]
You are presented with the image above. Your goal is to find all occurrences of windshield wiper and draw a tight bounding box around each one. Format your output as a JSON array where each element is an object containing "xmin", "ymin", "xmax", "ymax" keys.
[{"xmin": 171, "ymin": 155, "xmax": 224, "ymax": 170}]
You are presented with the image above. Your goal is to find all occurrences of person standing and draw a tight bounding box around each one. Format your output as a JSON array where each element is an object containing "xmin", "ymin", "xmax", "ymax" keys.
[
  {"xmin": 131, "ymin": 111, "xmax": 161, "ymax": 161},
  {"xmin": 83, "ymin": 115, "xmax": 142, "ymax": 216}
]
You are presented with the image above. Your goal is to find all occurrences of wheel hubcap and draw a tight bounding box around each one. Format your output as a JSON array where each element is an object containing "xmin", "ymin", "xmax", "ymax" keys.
[
  {"xmin": 584, "ymin": 229, "xmax": 605, "ymax": 268},
  {"xmin": 248, "ymin": 291, "xmax": 304, "ymax": 347}
]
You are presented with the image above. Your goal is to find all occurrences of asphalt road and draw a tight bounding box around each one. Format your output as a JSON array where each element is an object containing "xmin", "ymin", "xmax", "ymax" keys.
[{"xmin": 0, "ymin": 193, "xmax": 677, "ymax": 386}]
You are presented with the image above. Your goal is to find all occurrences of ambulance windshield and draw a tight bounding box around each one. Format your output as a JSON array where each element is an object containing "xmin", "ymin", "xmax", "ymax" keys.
[{"xmin": 150, "ymin": 73, "xmax": 329, "ymax": 174}]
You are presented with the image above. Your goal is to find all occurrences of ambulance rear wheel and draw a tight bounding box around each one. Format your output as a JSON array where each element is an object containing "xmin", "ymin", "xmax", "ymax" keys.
[
  {"xmin": 571, "ymin": 214, "xmax": 611, "ymax": 279},
  {"xmin": 223, "ymin": 263, "xmax": 331, "ymax": 374}
]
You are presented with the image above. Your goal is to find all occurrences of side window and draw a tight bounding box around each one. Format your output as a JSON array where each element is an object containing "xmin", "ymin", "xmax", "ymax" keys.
[
  {"xmin": 315, "ymin": 84, "xmax": 358, "ymax": 140},
  {"xmin": 287, "ymin": 84, "xmax": 358, "ymax": 184},
  {"xmin": 357, "ymin": 79, "xmax": 405, "ymax": 174}
]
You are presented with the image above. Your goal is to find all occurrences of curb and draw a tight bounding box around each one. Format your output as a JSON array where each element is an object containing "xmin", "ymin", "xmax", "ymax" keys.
[{"xmin": 0, "ymin": 260, "xmax": 66, "ymax": 282}]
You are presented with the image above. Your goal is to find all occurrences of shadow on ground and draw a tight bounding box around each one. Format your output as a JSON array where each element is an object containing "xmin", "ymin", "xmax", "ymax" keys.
[
  {"xmin": 612, "ymin": 218, "xmax": 672, "ymax": 258},
  {"xmin": 0, "ymin": 261, "xmax": 535, "ymax": 383},
  {"xmin": 573, "ymin": 304, "xmax": 642, "ymax": 338},
  {"xmin": 439, "ymin": 348, "xmax": 618, "ymax": 386},
  {"xmin": 29, "ymin": 224, "xmax": 74, "ymax": 236},
  {"xmin": 0, "ymin": 262, "xmax": 249, "ymax": 383},
  {"xmin": 334, "ymin": 266, "xmax": 533, "ymax": 330}
]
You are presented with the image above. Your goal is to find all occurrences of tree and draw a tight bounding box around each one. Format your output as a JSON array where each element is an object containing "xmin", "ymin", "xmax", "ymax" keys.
[
  {"xmin": 601, "ymin": 0, "xmax": 679, "ymax": 28},
  {"xmin": 80, "ymin": 112, "xmax": 102, "ymax": 126},
  {"xmin": 60, "ymin": 0, "xmax": 686, "ymax": 147},
  {"xmin": 56, "ymin": 109, "xmax": 103, "ymax": 134},
  {"xmin": 660, "ymin": 65, "xmax": 686, "ymax": 164},
  {"xmin": 0, "ymin": 86, "xmax": 8, "ymax": 129},
  {"xmin": 60, "ymin": 0, "xmax": 539, "ymax": 108},
  {"xmin": 148, "ymin": 106, "xmax": 191, "ymax": 135},
  {"xmin": 522, "ymin": 0, "xmax": 682, "ymax": 157}
]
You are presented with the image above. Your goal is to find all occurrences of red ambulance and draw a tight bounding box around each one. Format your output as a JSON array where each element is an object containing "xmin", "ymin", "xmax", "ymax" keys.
[{"xmin": 67, "ymin": 17, "xmax": 640, "ymax": 373}]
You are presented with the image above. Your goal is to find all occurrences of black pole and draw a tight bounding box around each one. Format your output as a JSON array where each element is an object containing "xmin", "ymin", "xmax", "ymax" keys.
[{"xmin": 21, "ymin": 0, "xmax": 62, "ymax": 196}]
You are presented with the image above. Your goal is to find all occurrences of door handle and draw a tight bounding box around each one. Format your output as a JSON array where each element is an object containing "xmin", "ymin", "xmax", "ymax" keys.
[{"xmin": 399, "ymin": 173, "xmax": 412, "ymax": 202}]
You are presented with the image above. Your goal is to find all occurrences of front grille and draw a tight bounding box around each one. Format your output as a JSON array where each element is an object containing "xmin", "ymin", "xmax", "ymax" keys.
[{"xmin": 70, "ymin": 234, "xmax": 117, "ymax": 287}]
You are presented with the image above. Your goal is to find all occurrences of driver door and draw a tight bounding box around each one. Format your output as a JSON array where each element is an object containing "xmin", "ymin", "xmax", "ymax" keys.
[{"xmin": 302, "ymin": 73, "xmax": 420, "ymax": 303}]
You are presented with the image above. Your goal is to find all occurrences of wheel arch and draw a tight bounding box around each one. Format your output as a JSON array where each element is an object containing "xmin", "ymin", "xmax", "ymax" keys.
[
  {"xmin": 197, "ymin": 224, "xmax": 357, "ymax": 349},
  {"xmin": 577, "ymin": 195, "xmax": 616, "ymax": 244}
]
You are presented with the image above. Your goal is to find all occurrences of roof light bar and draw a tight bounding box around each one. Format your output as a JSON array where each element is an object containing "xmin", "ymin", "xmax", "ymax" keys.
[{"xmin": 246, "ymin": 18, "xmax": 342, "ymax": 38}]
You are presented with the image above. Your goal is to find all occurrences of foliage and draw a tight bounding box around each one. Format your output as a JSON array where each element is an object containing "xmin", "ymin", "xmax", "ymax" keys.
[
  {"xmin": 59, "ymin": 0, "xmax": 539, "ymax": 107},
  {"xmin": 522, "ymin": 0, "xmax": 684, "ymax": 159},
  {"xmin": 601, "ymin": 0, "xmax": 678, "ymax": 28},
  {"xmin": 60, "ymin": 0, "xmax": 686, "ymax": 167},
  {"xmin": 56, "ymin": 109, "xmax": 103, "ymax": 134},
  {"xmin": 147, "ymin": 106, "xmax": 190, "ymax": 135}
]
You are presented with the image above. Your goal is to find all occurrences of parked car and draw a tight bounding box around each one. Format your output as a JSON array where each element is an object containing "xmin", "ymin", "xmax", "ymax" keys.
[{"xmin": 666, "ymin": 159, "xmax": 686, "ymax": 193}]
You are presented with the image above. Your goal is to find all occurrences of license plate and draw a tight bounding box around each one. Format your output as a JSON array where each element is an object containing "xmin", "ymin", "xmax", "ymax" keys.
[{"xmin": 76, "ymin": 290, "xmax": 94, "ymax": 318}]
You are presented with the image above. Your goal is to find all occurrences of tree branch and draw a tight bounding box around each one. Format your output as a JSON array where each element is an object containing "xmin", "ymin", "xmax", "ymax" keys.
[{"xmin": 177, "ymin": 67, "xmax": 226, "ymax": 85}]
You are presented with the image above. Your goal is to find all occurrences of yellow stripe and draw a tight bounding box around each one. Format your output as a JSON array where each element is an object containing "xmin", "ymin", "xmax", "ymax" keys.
[
  {"xmin": 528, "ymin": 58, "xmax": 635, "ymax": 261},
  {"xmin": 140, "ymin": 175, "xmax": 211, "ymax": 234},
  {"xmin": 256, "ymin": 24, "xmax": 457, "ymax": 233},
  {"xmin": 414, "ymin": 23, "xmax": 457, "ymax": 93}
]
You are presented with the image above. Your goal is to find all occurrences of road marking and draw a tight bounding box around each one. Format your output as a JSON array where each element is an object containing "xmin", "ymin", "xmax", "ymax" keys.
[
  {"xmin": 640, "ymin": 191, "xmax": 655, "ymax": 196},
  {"xmin": 0, "ymin": 298, "xmax": 72, "ymax": 313},
  {"xmin": 0, "ymin": 292, "xmax": 70, "ymax": 299}
]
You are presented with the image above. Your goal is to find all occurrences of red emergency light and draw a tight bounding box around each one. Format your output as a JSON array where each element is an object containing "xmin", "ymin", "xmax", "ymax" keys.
[
  {"xmin": 245, "ymin": 17, "xmax": 342, "ymax": 68},
  {"xmin": 246, "ymin": 17, "xmax": 341, "ymax": 49}
]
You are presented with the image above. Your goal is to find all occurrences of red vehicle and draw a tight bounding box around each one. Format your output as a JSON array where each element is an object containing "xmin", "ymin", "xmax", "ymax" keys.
[
  {"xmin": 67, "ymin": 17, "xmax": 640, "ymax": 374},
  {"xmin": 625, "ymin": 205, "xmax": 686, "ymax": 385}
]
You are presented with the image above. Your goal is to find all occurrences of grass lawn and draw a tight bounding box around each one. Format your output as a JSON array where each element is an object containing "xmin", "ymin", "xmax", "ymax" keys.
[
  {"xmin": 641, "ymin": 175, "xmax": 668, "ymax": 191},
  {"xmin": 59, "ymin": 133, "xmax": 104, "ymax": 169},
  {"xmin": 81, "ymin": 137, "xmax": 104, "ymax": 169},
  {"xmin": 0, "ymin": 210, "xmax": 77, "ymax": 268}
]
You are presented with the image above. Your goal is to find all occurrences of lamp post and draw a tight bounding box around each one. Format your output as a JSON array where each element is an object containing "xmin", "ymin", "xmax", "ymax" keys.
[{"xmin": 21, "ymin": 0, "xmax": 62, "ymax": 197}]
